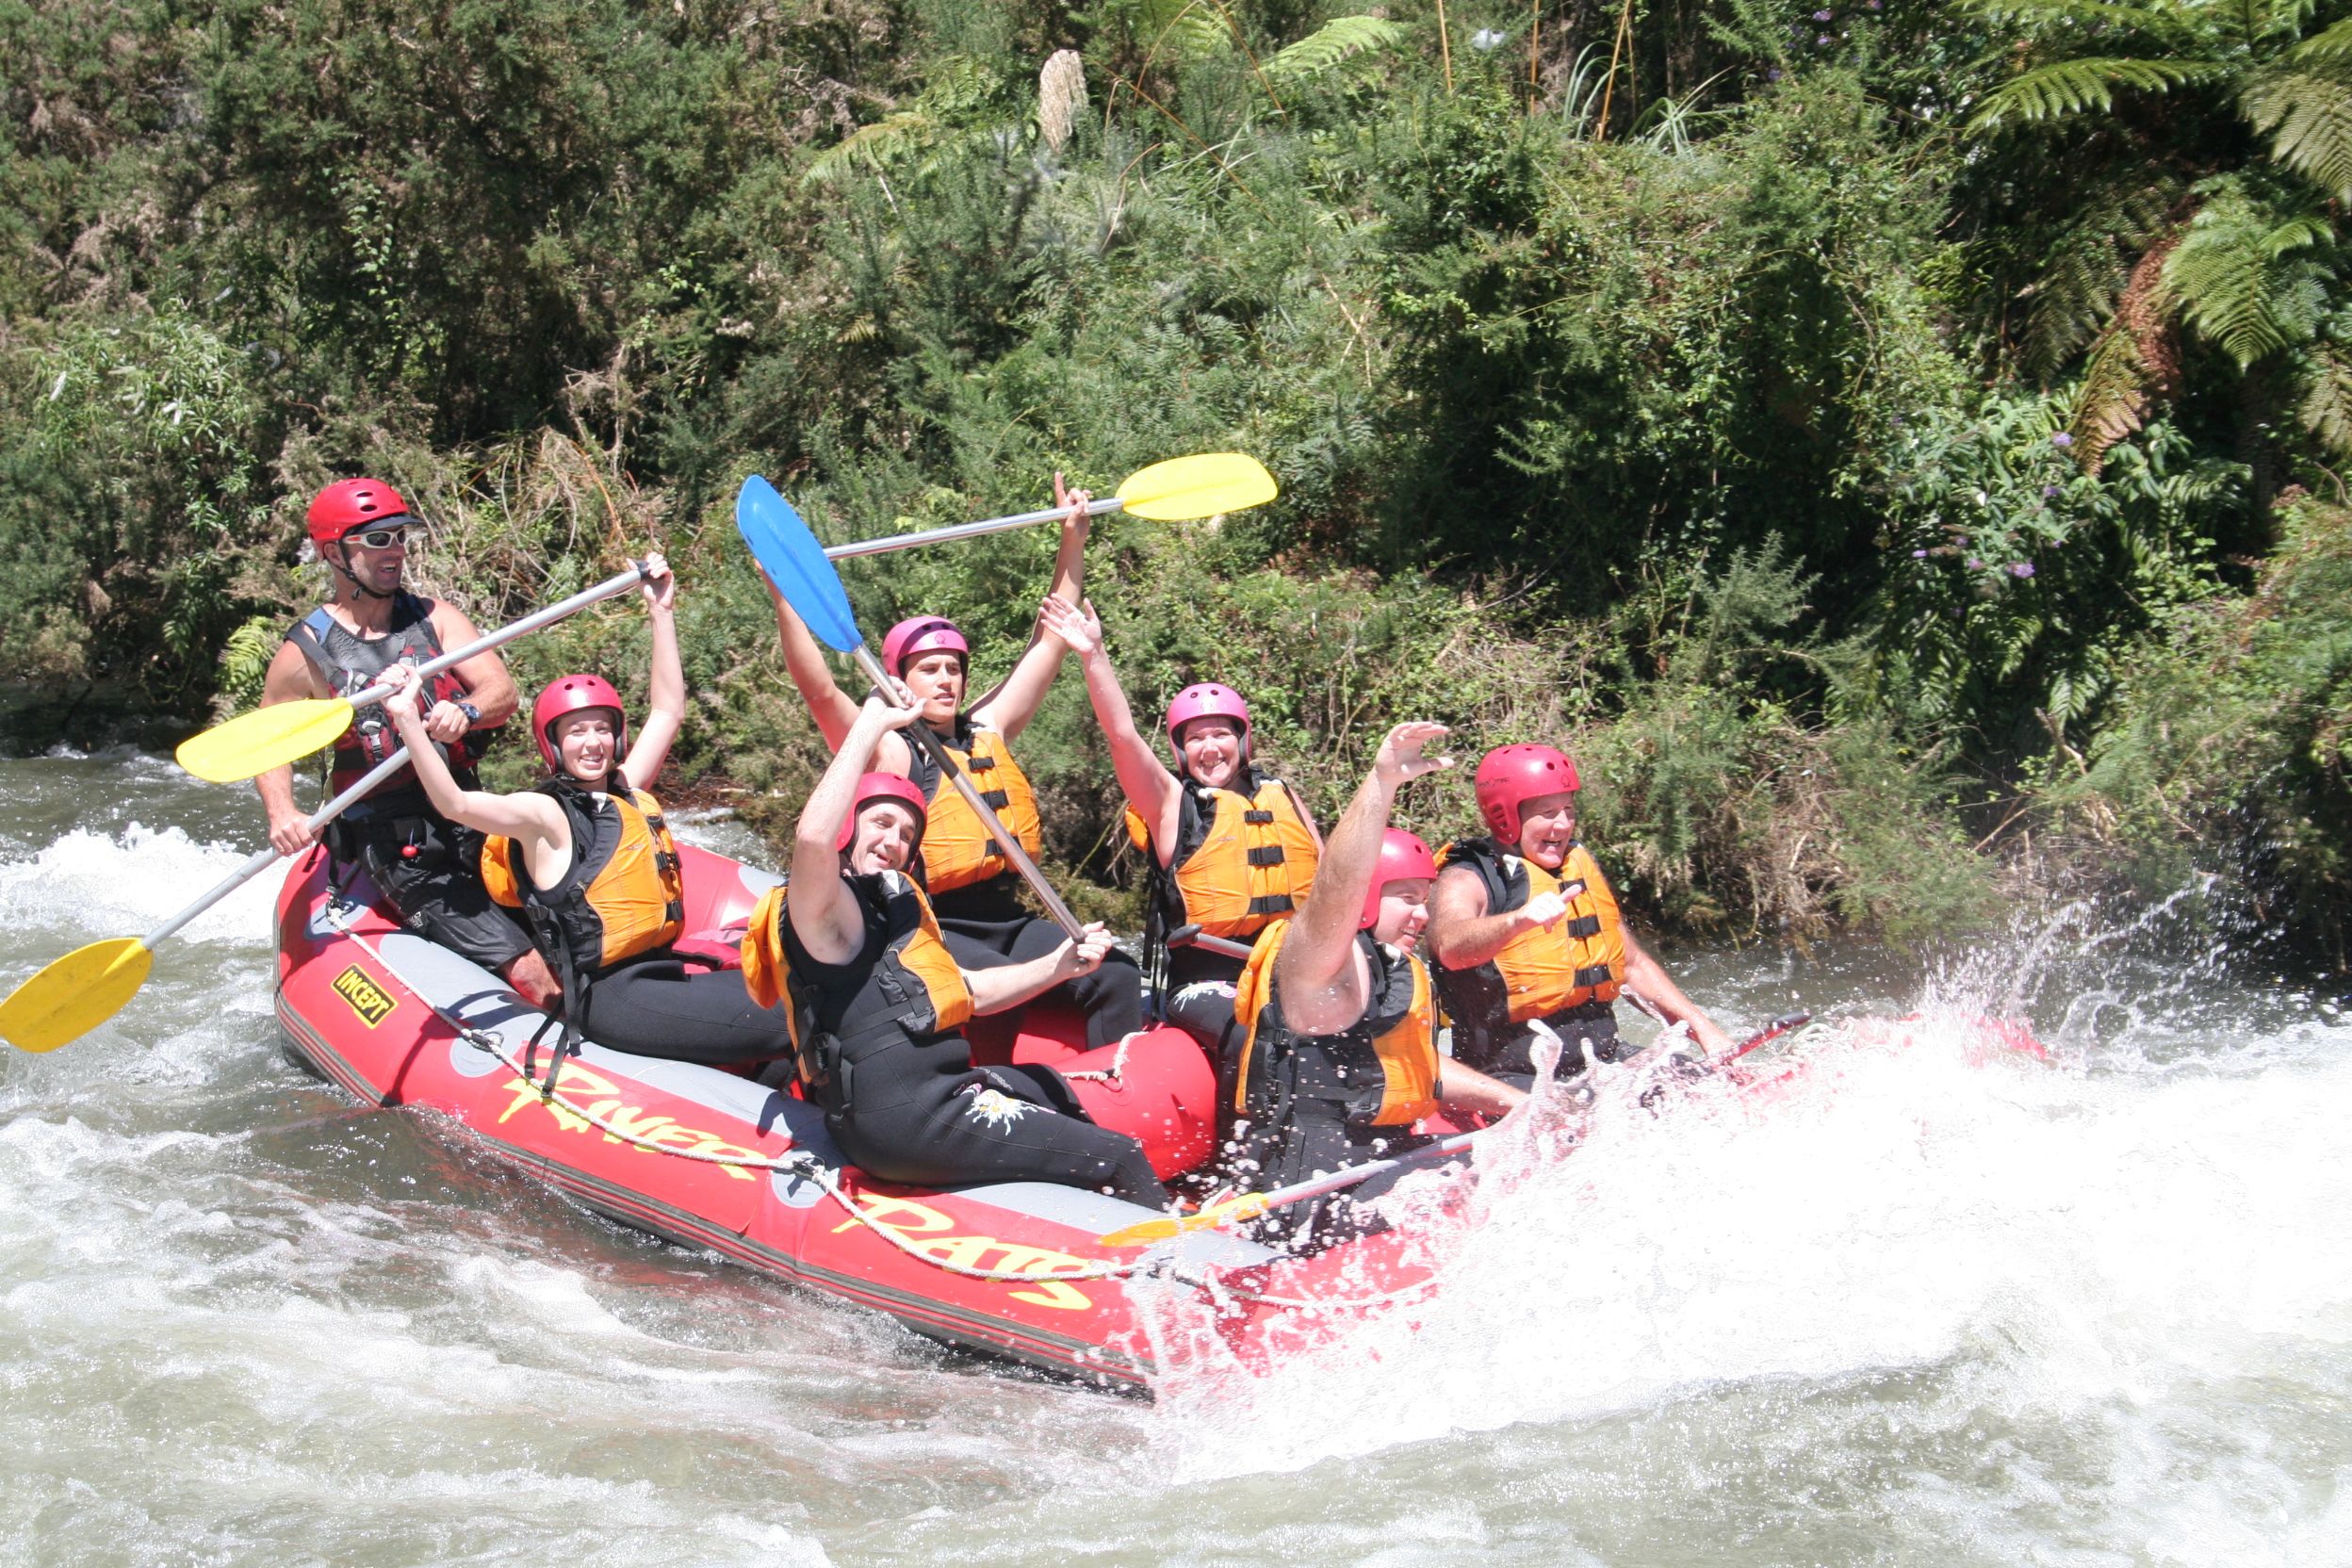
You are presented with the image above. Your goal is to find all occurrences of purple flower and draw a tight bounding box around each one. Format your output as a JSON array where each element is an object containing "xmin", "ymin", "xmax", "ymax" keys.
[
  {"xmin": 1768, "ymin": 67, "xmax": 1783, "ymax": 80},
  {"xmin": 1814, "ymin": 8, "xmax": 1832, "ymax": 18},
  {"xmin": 2009, "ymin": 562, "xmax": 2035, "ymax": 579},
  {"xmin": 1911, "ymin": 548, "xmax": 1928, "ymax": 558},
  {"xmin": 2050, "ymin": 432, "xmax": 2074, "ymax": 449},
  {"xmin": 2042, "ymin": 484, "xmax": 2059, "ymax": 498},
  {"xmin": 1866, "ymin": 0, "xmax": 1880, "ymax": 8},
  {"xmin": 1816, "ymin": 32, "xmax": 1831, "ymax": 42},
  {"xmin": 1968, "ymin": 558, "xmax": 1984, "ymax": 569}
]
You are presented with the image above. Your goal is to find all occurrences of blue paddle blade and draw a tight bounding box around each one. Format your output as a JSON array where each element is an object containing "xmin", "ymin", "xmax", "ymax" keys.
[{"xmin": 736, "ymin": 475, "xmax": 864, "ymax": 653}]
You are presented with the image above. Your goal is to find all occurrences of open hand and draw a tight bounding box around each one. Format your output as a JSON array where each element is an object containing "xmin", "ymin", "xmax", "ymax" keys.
[
  {"xmin": 1372, "ymin": 721, "xmax": 1451, "ymax": 790},
  {"xmin": 1038, "ymin": 596, "xmax": 1103, "ymax": 657},
  {"xmin": 639, "ymin": 550, "xmax": 676, "ymax": 615}
]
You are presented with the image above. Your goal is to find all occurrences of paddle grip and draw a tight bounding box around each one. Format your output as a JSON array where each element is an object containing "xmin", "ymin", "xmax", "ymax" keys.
[
  {"xmin": 1166, "ymin": 922, "xmax": 1254, "ymax": 961},
  {"xmin": 332, "ymin": 562, "xmax": 652, "ymax": 715},
  {"xmin": 850, "ymin": 645, "xmax": 1087, "ymax": 942},
  {"xmin": 141, "ymin": 746, "xmax": 416, "ymax": 949},
  {"xmin": 821, "ymin": 498, "xmax": 1125, "ymax": 562}
]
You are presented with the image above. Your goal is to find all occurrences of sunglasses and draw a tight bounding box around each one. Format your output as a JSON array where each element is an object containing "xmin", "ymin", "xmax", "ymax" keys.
[{"xmin": 341, "ymin": 524, "xmax": 414, "ymax": 549}]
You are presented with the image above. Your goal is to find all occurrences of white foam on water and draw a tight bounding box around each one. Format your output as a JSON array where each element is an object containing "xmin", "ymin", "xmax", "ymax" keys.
[
  {"xmin": 1141, "ymin": 1011, "xmax": 2352, "ymax": 1528},
  {"xmin": 0, "ymin": 820, "xmax": 281, "ymax": 947}
]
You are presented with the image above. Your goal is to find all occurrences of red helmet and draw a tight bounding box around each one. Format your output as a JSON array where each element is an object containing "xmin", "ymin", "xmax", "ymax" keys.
[
  {"xmin": 881, "ymin": 616, "xmax": 970, "ymax": 678},
  {"xmin": 1360, "ymin": 827, "xmax": 1440, "ymax": 930},
  {"xmin": 1164, "ymin": 682, "xmax": 1252, "ymax": 762},
  {"xmin": 305, "ymin": 478, "xmax": 413, "ymax": 547},
  {"xmin": 532, "ymin": 674, "xmax": 628, "ymax": 773},
  {"xmin": 836, "ymin": 771, "xmax": 930, "ymax": 856},
  {"xmin": 1474, "ymin": 743, "xmax": 1581, "ymax": 843}
]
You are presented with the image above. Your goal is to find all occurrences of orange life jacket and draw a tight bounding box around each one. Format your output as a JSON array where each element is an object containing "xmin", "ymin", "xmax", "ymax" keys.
[
  {"xmin": 741, "ymin": 871, "xmax": 974, "ymax": 1095},
  {"xmin": 482, "ymin": 779, "xmax": 685, "ymax": 994},
  {"xmin": 905, "ymin": 718, "xmax": 1044, "ymax": 894},
  {"xmin": 1233, "ymin": 920, "xmax": 1440, "ymax": 1128},
  {"xmin": 1124, "ymin": 772, "xmax": 1320, "ymax": 943},
  {"xmin": 1431, "ymin": 839, "xmax": 1625, "ymax": 1071}
]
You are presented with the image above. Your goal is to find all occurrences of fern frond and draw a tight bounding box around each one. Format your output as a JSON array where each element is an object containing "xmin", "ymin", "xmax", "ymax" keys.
[
  {"xmin": 2242, "ymin": 63, "xmax": 2352, "ymax": 200},
  {"xmin": 1263, "ymin": 15, "xmax": 1406, "ymax": 84},
  {"xmin": 2297, "ymin": 342, "xmax": 2352, "ymax": 454},
  {"xmin": 1963, "ymin": 0, "xmax": 2195, "ymax": 36},
  {"xmin": 1136, "ymin": 0, "xmax": 1233, "ymax": 62},
  {"xmin": 1968, "ymin": 57, "xmax": 2228, "ymax": 132},
  {"xmin": 2287, "ymin": 13, "xmax": 2352, "ymax": 61},
  {"xmin": 2163, "ymin": 188, "xmax": 2334, "ymax": 366},
  {"xmin": 805, "ymin": 111, "xmax": 940, "ymax": 184},
  {"xmin": 2069, "ymin": 325, "xmax": 2150, "ymax": 470}
]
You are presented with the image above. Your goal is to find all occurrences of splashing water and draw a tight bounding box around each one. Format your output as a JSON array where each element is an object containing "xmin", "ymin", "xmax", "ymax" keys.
[{"xmin": 1, "ymin": 747, "xmax": 2346, "ymax": 1565}]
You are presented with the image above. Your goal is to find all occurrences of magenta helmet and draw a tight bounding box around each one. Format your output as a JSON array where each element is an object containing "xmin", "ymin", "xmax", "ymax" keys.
[
  {"xmin": 880, "ymin": 616, "xmax": 970, "ymax": 679},
  {"xmin": 1360, "ymin": 828, "xmax": 1440, "ymax": 930},
  {"xmin": 1165, "ymin": 682, "xmax": 1252, "ymax": 765},
  {"xmin": 533, "ymin": 674, "xmax": 628, "ymax": 774}
]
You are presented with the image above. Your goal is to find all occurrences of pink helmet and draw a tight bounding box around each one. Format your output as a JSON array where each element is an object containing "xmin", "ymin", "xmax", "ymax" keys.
[
  {"xmin": 1164, "ymin": 682, "xmax": 1251, "ymax": 764},
  {"xmin": 1360, "ymin": 828, "xmax": 1440, "ymax": 930},
  {"xmin": 306, "ymin": 477, "xmax": 412, "ymax": 547},
  {"xmin": 1475, "ymin": 743, "xmax": 1581, "ymax": 843},
  {"xmin": 880, "ymin": 615, "xmax": 970, "ymax": 678},
  {"xmin": 533, "ymin": 674, "xmax": 628, "ymax": 773},
  {"xmin": 836, "ymin": 771, "xmax": 930, "ymax": 856}
]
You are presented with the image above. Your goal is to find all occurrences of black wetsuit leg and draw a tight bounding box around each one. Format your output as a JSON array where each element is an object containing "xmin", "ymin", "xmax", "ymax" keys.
[
  {"xmin": 832, "ymin": 1041, "xmax": 1164, "ymax": 1205},
  {"xmin": 574, "ymin": 957, "xmax": 795, "ymax": 1065},
  {"xmin": 357, "ymin": 816, "xmax": 533, "ymax": 973},
  {"xmin": 939, "ymin": 915, "xmax": 1145, "ymax": 1049}
]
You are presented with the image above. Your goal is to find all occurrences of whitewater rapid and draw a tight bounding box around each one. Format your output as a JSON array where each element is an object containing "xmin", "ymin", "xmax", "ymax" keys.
[{"xmin": 1, "ymin": 743, "xmax": 2345, "ymax": 1566}]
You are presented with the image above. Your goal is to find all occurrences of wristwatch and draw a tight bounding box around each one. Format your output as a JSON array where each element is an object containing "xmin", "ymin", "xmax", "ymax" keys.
[{"xmin": 456, "ymin": 700, "xmax": 481, "ymax": 727}]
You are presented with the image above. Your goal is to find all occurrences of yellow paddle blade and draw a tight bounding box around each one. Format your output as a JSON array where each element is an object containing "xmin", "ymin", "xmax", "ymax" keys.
[
  {"xmin": 0, "ymin": 939, "xmax": 152, "ymax": 1053},
  {"xmin": 175, "ymin": 698, "xmax": 355, "ymax": 783},
  {"xmin": 1115, "ymin": 453, "xmax": 1279, "ymax": 522},
  {"xmin": 1096, "ymin": 1191, "xmax": 1270, "ymax": 1249}
]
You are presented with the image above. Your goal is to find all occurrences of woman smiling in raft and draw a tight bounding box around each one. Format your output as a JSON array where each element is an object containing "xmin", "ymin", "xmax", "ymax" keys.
[
  {"xmin": 736, "ymin": 680, "xmax": 1165, "ymax": 1205},
  {"xmin": 767, "ymin": 478, "xmax": 1143, "ymax": 1048},
  {"xmin": 384, "ymin": 555, "xmax": 794, "ymax": 1066}
]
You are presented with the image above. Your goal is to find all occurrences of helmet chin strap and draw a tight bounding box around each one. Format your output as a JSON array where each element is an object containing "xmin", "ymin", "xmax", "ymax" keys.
[{"xmin": 329, "ymin": 543, "xmax": 398, "ymax": 603}]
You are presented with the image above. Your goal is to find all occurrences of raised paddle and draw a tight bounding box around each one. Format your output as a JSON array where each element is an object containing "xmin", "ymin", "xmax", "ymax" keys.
[
  {"xmin": 737, "ymin": 477, "xmax": 1095, "ymax": 940},
  {"xmin": 0, "ymin": 746, "xmax": 419, "ymax": 1053},
  {"xmin": 173, "ymin": 561, "xmax": 658, "ymax": 785},
  {"xmin": 818, "ymin": 453, "xmax": 1278, "ymax": 560}
]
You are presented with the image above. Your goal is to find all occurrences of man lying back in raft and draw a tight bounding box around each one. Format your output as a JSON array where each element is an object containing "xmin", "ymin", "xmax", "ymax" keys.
[
  {"xmin": 768, "ymin": 478, "xmax": 1143, "ymax": 1049},
  {"xmin": 739, "ymin": 682, "xmax": 1165, "ymax": 1206},
  {"xmin": 1428, "ymin": 744, "xmax": 1731, "ymax": 1086},
  {"xmin": 1224, "ymin": 722, "xmax": 1526, "ymax": 1249},
  {"xmin": 1036, "ymin": 596, "xmax": 1320, "ymax": 1081},
  {"xmin": 382, "ymin": 557, "xmax": 795, "ymax": 1066},
  {"xmin": 253, "ymin": 478, "xmax": 555, "ymax": 1004}
]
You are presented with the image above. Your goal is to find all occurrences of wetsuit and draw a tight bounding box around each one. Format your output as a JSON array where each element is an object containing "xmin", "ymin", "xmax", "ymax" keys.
[
  {"xmin": 287, "ymin": 594, "xmax": 531, "ymax": 974},
  {"xmin": 1226, "ymin": 924, "xmax": 1444, "ymax": 1250},
  {"xmin": 907, "ymin": 717, "xmax": 1143, "ymax": 1048},
  {"xmin": 765, "ymin": 870, "xmax": 1163, "ymax": 1205},
  {"xmin": 485, "ymin": 777, "xmax": 793, "ymax": 1066}
]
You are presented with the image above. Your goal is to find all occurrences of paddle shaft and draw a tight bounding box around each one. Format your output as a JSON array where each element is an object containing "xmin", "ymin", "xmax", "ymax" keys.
[
  {"xmin": 142, "ymin": 746, "xmax": 416, "ymax": 949},
  {"xmin": 823, "ymin": 497, "xmax": 1126, "ymax": 562},
  {"xmin": 848, "ymin": 645, "xmax": 1086, "ymax": 941},
  {"xmin": 320, "ymin": 563, "xmax": 650, "ymax": 719},
  {"xmin": 1168, "ymin": 923, "xmax": 1254, "ymax": 960}
]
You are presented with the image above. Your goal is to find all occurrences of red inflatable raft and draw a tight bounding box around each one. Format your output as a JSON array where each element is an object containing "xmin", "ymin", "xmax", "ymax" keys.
[{"xmin": 272, "ymin": 840, "xmax": 1456, "ymax": 1389}]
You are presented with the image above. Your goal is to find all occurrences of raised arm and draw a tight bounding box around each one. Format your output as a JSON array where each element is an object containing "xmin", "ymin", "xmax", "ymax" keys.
[
  {"xmin": 1276, "ymin": 722, "xmax": 1452, "ymax": 1037},
  {"xmin": 620, "ymin": 553, "xmax": 682, "ymax": 793},
  {"xmin": 383, "ymin": 664, "xmax": 566, "ymax": 850},
  {"xmin": 768, "ymin": 577, "xmax": 861, "ymax": 751},
  {"xmin": 787, "ymin": 687, "xmax": 924, "ymax": 965},
  {"xmin": 970, "ymin": 475, "xmax": 1090, "ymax": 738},
  {"xmin": 1037, "ymin": 596, "xmax": 1181, "ymax": 854}
]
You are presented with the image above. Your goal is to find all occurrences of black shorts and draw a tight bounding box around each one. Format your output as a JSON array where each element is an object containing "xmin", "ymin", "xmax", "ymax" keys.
[{"xmin": 341, "ymin": 812, "xmax": 533, "ymax": 974}]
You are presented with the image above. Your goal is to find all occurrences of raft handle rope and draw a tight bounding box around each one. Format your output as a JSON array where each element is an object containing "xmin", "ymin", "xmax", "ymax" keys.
[{"xmin": 313, "ymin": 903, "xmax": 1190, "ymax": 1289}]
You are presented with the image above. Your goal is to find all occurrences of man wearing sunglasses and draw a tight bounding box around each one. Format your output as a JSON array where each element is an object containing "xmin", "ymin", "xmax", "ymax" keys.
[{"xmin": 249, "ymin": 477, "xmax": 556, "ymax": 1004}]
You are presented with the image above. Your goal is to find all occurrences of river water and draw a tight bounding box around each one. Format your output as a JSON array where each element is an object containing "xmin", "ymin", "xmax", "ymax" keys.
[{"xmin": 2, "ymin": 742, "xmax": 2346, "ymax": 1566}]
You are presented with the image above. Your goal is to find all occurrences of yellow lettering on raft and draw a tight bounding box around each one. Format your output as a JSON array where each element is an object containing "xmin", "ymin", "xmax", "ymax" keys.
[
  {"xmin": 490, "ymin": 1061, "xmax": 760, "ymax": 1181},
  {"xmin": 831, "ymin": 1193, "xmax": 1096, "ymax": 1310}
]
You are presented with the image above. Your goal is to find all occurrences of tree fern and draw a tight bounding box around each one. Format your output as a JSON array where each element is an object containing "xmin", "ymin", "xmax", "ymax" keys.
[
  {"xmin": 2163, "ymin": 184, "xmax": 2333, "ymax": 367},
  {"xmin": 2242, "ymin": 64, "xmax": 2352, "ymax": 200},
  {"xmin": 1262, "ymin": 16, "xmax": 1406, "ymax": 85},
  {"xmin": 2297, "ymin": 341, "xmax": 2352, "ymax": 454},
  {"xmin": 1969, "ymin": 56, "xmax": 2228, "ymax": 130}
]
